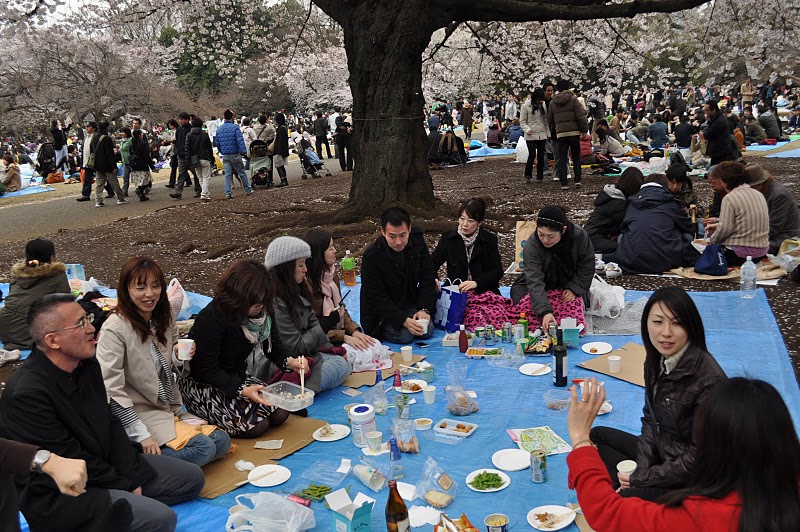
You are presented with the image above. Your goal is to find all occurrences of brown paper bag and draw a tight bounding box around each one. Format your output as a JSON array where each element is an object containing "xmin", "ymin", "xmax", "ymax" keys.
[{"xmin": 515, "ymin": 220, "xmax": 538, "ymax": 272}]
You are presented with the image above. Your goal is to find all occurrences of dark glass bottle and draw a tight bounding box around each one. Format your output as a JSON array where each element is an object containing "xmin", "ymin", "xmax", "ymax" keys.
[
  {"xmin": 386, "ymin": 479, "xmax": 410, "ymax": 531},
  {"xmin": 553, "ymin": 328, "xmax": 567, "ymax": 387}
]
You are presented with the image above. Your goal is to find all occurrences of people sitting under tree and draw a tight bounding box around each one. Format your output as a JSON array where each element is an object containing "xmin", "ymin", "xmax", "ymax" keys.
[{"xmin": 584, "ymin": 168, "xmax": 645, "ymax": 254}]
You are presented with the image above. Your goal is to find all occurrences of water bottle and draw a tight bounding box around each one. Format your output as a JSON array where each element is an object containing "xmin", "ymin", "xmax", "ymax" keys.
[
  {"xmin": 341, "ymin": 250, "xmax": 357, "ymax": 286},
  {"xmin": 740, "ymin": 256, "xmax": 757, "ymax": 299}
]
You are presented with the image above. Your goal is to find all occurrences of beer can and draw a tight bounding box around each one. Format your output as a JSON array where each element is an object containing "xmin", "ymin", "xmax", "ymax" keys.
[
  {"xmin": 502, "ymin": 322, "xmax": 513, "ymax": 343},
  {"xmin": 530, "ymin": 450, "xmax": 547, "ymax": 483},
  {"xmin": 485, "ymin": 324, "xmax": 496, "ymax": 346},
  {"xmin": 513, "ymin": 323, "xmax": 525, "ymax": 341}
]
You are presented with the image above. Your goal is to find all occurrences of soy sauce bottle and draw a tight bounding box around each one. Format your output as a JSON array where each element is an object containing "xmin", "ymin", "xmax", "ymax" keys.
[{"xmin": 553, "ymin": 328, "xmax": 567, "ymax": 387}]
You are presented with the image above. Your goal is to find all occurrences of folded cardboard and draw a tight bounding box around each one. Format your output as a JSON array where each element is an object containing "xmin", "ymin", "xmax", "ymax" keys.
[
  {"xmin": 200, "ymin": 414, "xmax": 327, "ymax": 499},
  {"xmin": 342, "ymin": 352, "xmax": 426, "ymax": 388},
  {"xmin": 514, "ymin": 220, "xmax": 537, "ymax": 271},
  {"xmin": 576, "ymin": 342, "xmax": 646, "ymax": 387},
  {"xmin": 325, "ymin": 488, "xmax": 375, "ymax": 532}
]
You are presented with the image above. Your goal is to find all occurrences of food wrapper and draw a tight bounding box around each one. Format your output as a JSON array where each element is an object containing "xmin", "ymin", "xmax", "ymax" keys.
[
  {"xmin": 392, "ymin": 419, "xmax": 420, "ymax": 453},
  {"xmin": 352, "ymin": 464, "xmax": 386, "ymax": 492},
  {"xmin": 416, "ymin": 457, "xmax": 457, "ymax": 509},
  {"xmin": 435, "ymin": 513, "xmax": 480, "ymax": 532},
  {"xmin": 254, "ymin": 439, "xmax": 284, "ymax": 450},
  {"xmin": 526, "ymin": 335, "xmax": 552, "ymax": 354},
  {"xmin": 446, "ymin": 386, "xmax": 479, "ymax": 416}
]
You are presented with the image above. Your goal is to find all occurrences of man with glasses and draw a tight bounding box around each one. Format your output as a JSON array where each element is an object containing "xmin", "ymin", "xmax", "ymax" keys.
[{"xmin": 0, "ymin": 294, "xmax": 204, "ymax": 532}]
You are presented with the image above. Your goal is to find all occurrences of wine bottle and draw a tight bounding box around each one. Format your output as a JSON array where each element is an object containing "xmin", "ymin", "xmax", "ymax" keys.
[{"xmin": 386, "ymin": 479, "xmax": 410, "ymax": 531}]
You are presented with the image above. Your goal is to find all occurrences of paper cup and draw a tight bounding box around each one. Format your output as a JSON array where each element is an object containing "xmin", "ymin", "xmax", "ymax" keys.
[
  {"xmin": 366, "ymin": 431, "xmax": 382, "ymax": 453},
  {"xmin": 400, "ymin": 345, "xmax": 413, "ymax": 362},
  {"xmin": 617, "ymin": 460, "xmax": 637, "ymax": 475},
  {"xmin": 416, "ymin": 318, "xmax": 429, "ymax": 332},
  {"xmin": 177, "ymin": 339, "xmax": 195, "ymax": 361},
  {"xmin": 353, "ymin": 464, "xmax": 386, "ymax": 492},
  {"xmin": 485, "ymin": 514, "xmax": 509, "ymax": 532},
  {"xmin": 607, "ymin": 355, "xmax": 622, "ymax": 374},
  {"xmin": 423, "ymin": 385, "xmax": 436, "ymax": 404}
]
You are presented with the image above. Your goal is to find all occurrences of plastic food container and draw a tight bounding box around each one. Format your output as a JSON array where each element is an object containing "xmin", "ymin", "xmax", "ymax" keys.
[
  {"xmin": 433, "ymin": 418, "xmax": 478, "ymax": 437},
  {"xmin": 260, "ymin": 381, "xmax": 315, "ymax": 411},
  {"xmin": 414, "ymin": 418, "xmax": 433, "ymax": 431},
  {"xmin": 543, "ymin": 389, "xmax": 571, "ymax": 411}
]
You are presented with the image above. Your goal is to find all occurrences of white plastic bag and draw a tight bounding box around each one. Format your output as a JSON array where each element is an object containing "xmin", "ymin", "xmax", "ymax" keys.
[
  {"xmin": 344, "ymin": 341, "xmax": 394, "ymax": 372},
  {"xmin": 587, "ymin": 274, "xmax": 625, "ymax": 319},
  {"xmin": 647, "ymin": 156, "xmax": 666, "ymax": 174},
  {"xmin": 226, "ymin": 492, "xmax": 315, "ymax": 532},
  {"xmin": 166, "ymin": 278, "xmax": 190, "ymax": 320},
  {"xmin": 515, "ymin": 137, "xmax": 529, "ymax": 163}
]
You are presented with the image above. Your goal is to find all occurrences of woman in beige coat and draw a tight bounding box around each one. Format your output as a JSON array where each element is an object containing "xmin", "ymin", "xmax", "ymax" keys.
[
  {"xmin": 519, "ymin": 88, "xmax": 550, "ymax": 181},
  {"xmin": 96, "ymin": 257, "xmax": 230, "ymax": 466}
]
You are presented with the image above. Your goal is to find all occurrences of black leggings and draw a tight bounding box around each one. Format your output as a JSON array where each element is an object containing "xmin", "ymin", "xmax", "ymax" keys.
[
  {"xmin": 590, "ymin": 426, "xmax": 671, "ymax": 502},
  {"xmin": 524, "ymin": 139, "xmax": 546, "ymax": 180}
]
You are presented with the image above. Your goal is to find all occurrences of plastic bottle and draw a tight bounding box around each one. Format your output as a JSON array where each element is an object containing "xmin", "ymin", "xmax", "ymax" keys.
[
  {"xmin": 518, "ymin": 312, "xmax": 529, "ymax": 338},
  {"xmin": 342, "ymin": 250, "xmax": 357, "ymax": 286},
  {"xmin": 386, "ymin": 479, "xmax": 410, "ymax": 531},
  {"xmin": 389, "ymin": 438, "xmax": 405, "ymax": 480},
  {"xmin": 458, "ymin": 324, "xmax": 468, "ymax": 353},
  {"xmin": 553, "ymin": 328, "xmax": 568, "ymax": 387},
  {"xmin": 740, "ymin": 256, "xmax": 757, "ymax": 299},
  {"xmin": 371, "ymin": 369, "xmax": 388, "ymax": 415},
  {"xmin": 350, "ymin": 404, "xmax": 376, "ymax": 448}
]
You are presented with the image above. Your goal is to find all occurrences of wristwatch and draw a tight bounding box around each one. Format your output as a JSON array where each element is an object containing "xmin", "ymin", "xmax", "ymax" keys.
[{"xmin": 32, "ymin": 449, "xmax": 51, "ymax": 473}]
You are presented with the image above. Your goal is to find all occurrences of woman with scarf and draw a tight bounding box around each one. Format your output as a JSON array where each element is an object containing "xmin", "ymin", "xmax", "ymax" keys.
[
  {"xmin": 515, "ymin": 205, "xmax": 595, "ymax": 331},
  {"xmin": 303, "ymin": 229, "xmax": 376, "ymax": 350},
  {"xmin": 431, "ymin": 197, "xmax": 503, "ymax": 294},
  {"xmin": 178, "ymin": 259, "xmax": 292, "ymax": 438},
  {"xmin": 265, "ymin": 236, "xmax": 352, "ymax": 393},
  {"xmin": 97, "ymin": 257, "xmax": 231, "ymax": 465}
]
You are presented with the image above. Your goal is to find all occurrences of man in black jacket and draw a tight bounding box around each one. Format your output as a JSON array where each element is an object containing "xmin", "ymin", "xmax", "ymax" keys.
[
  {"xmin": 170, "ymin": 112, "xmax": 201, "ymax": 197},
  {"xmin": 313, "ymin": 112, "xmax": 333, "ymax": 159},
  {"xmin": 360, "ymin": 207, "xmax": 437, "ymax": 343},
  {"xmin": 702, "ymin": 101, "xmax": 734, "ymax": 165},
  {"xmin": 0, "ymin": 294, "xmax": 204, "ymax": 532},
  {"xmin": 90, "ymin": 121, "xmax": 127, "ymax": 207}
]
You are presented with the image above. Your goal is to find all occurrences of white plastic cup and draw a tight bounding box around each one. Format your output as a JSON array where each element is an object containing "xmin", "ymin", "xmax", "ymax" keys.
[
  {"xmin": 366, "ymin": 430, "xmax": 382, "ymax": 453},
  {"xmin": 400, "ymin": 345, "xmax": 413, "ymax": 363},
  {"xmin": 416, "ymin": 318, "xmax": 429, "ymax": 333},
  {"xmin": 177, "ymin": 339, "xmax": 195, "ymax": 361},
  {"xmin": 423, "ymin": 385, "xmax": 436, "ymax": 404},
  {"xmin": 617, "ymin": 460, "xmax": 637, "ymax": 476},
  {"xmin": 608, "ymin": 355, "xmax": 622, "ymax": 374}
]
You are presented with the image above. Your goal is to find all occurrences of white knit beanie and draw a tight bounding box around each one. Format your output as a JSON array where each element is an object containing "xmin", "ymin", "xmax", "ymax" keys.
[{"xmin": 264, "ymin": 236, "xmax": 311, "ymax": 269}]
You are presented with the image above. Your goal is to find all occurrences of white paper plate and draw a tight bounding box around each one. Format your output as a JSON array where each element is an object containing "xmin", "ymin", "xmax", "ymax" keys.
[
  {"xmin": 491, "ymin": 449, "xmax": 531, "ymax": 471},
  {"xmin": 527, "ymin": 505, "xmax": 576, "ymax": 530},
  {"xmin": 519, "ymin": 363, "xmax": 552, "ymax": 376},
  {"xmin": 394, "ymin": 379, "xmax": 426, "ymax": 393},
  {"xmin": 312, "ymin": 423, "xmax": 351, "ymax": 442},
  {"xmin": 581, "ymin": 341, "xmax": 613, "ymax": 355},
  {"xmin": 247, "ymin": 464, "xmax": 291, "ymax": 488},
  {"xmin": 396, "ymin": 481, "xmax": 417, "ymax": 501},
  {"xmin": 465, "ymin": 468, "xmax": 511, "ymax": 493}
]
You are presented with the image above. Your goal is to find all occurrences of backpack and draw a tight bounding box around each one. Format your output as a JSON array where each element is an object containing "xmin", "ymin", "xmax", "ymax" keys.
[
  {"xmin": 427, "ymin": 131, "xmax": 467, "ymax": 165},
  {"xmin": 669, "ymin": 150, "xmax": 689, "ymax": 171},
  {"xmin": 249, "ymin": 127, "xmax": 269, "ymax": 158},
  {"xmin": 36, "ymin": 142, "xmax": 56, "ymax": 174}
]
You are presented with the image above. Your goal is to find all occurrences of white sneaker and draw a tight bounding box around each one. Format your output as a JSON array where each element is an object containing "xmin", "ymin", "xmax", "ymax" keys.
[
  {"xmin": 116, "ymin": 198, "xmax": 129, "ymax": 205},
  {"xmin": 605, "ymin": 262, "xmax": 623, "ymax": 278},
  {"xmin": 0, "ymin": 349, "xmax": 21, "ymax": 366},
  {"xmin": 595, "ymin": 258, "xmax": 606, "ymax": 271}
]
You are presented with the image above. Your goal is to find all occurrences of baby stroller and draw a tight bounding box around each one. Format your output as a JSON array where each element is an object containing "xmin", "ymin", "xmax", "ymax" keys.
[{"xmin": 294, "ymin": 136, "xmax": 331, "ymax": 179}]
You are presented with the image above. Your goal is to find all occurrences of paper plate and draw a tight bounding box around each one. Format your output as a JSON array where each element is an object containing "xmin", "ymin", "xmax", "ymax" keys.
[
  {"xmin": 465, "ymin": 468, "xmax": 511, "ymax": 493},
  {"xmin": 394, "ymin": 379, "xmax": 426, "ymax": 393},
  {"xmin": 581, "ymin": 342, "xmax": 613, "ymax": 355},
  {"xmin": 247, "ymin": 464, "xmax": 291, "ymax": 488},
  {"xmin": 519, "ymin": 363, "xmax": 552, "ymax": 376},
  {"xmin": 491, "ymin": 449, "xmax": 531, "ymax": 471},
  {"xmin": 313, "ymin": 423, "xmax": 351, "ymax": 442},
  {"xmin": 527, "ymin": 505, "xmax": 576, "ymax": 530}
]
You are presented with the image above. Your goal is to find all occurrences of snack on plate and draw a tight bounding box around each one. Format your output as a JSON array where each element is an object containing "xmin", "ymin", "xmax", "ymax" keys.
[
  {"xmin": 465, "ymin": 347, "xmax": 485, "ymax": 357},
  {"xmin": 536, "ymin": 512, "xmax": 556, "ymax": 523},
  {"xmin": 526, "ymin": 335, "xmax": 551, "ymax": 354},
  {"xmin": 435, "ymin": 514, "xmax": 480, "ymax": 532},
  {"xmin": 468, "ymin": 471, "xmax": 504, "ymax": 490},
  {"xmin": 319, "ymin": 424, "xmax": 334, "ymax": 437},
  {"xmin": 294, "ymin": 483, "xmax": 333, "ymax": 501},
  {"xmin": 590, "ymin": 347, "xmax": 598, "ymax": 353},
  {"xmin": 424, "ymin": 490, "xmax": 453, "ymax": 508},
  {"xmin": 402, "ymin": 382, "xmax": 422, "ymax": 392}
]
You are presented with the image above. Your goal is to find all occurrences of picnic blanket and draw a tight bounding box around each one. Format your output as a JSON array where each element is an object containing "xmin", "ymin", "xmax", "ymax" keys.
[
  {"xmin": 745, "ymin": 141, "xmax": 790, "ymax": 152},
  {"xmin": 15, "ymin": 282, "xmax": 800, "ymax": 531},
  {"xmin": 767, "ymin": 148, "xmax": 800, "ymax": 158},
  {"xmin": 1, "ymin": 186, "xmax": 57, "ymax": 198}
]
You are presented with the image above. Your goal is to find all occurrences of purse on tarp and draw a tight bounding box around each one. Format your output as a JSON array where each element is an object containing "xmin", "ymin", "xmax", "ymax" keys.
[{"xmin": 694, "ymin": 243, "xmax": 728, "ymax": 276}]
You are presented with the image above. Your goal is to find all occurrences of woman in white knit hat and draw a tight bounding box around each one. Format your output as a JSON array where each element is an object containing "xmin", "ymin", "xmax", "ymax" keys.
[{"xmin": 264, "ymin": 236, "xmax": 352, "ymax": 392}]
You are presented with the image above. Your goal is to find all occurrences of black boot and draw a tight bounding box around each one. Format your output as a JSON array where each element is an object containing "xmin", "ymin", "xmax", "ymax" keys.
[{"xmin": 276, "ymin": 178, "xmax": 288, "ymax": 187}]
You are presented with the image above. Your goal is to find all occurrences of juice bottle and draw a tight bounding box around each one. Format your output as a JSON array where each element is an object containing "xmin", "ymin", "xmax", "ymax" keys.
[
  {"xmin": 518, "ymin": 312, "xmax": 529, "ymax": 338},
  {"xmin": 342, "ymin": 250, "xmax": 357, "ymax": 286}
]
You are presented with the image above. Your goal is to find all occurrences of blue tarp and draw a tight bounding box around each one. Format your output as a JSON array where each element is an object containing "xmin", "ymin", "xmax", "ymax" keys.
[
  {"xmin": 744, "ymin": 141, "xmax": 790, "ymax": 151},
  {"xmin": 766, "ymin": 148, "xmax": 800, "ymax": 158},
  {"xmin": 14, "ymin": 282, "xmax": 800, "ymax": 531},
  {"xmin": 1, "ymin": 186, "xmax": 57, "ymax": 198}
]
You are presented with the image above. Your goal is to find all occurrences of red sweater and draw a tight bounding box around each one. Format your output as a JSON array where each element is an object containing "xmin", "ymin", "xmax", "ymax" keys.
[{"xmin": 567, "ymin": 446, "xmax": 741, "ymax": 531}]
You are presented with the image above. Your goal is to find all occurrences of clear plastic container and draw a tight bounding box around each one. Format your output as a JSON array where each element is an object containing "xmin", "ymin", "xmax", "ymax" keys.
[
  {"xmin": 260, "ymin": 381, "xmax": 315, "ymax": 411},
  {"xmin": 543, "ymin": 389, "xmax": 571, "ymax": 411},
  {"xmin": 433, "ymin": 418, "xmax": 478, "ymax": 437}
]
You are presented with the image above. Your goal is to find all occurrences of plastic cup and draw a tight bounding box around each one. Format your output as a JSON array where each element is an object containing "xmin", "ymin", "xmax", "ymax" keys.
[
  {"xmin": 366, "ymin": 431, "xmax": 382, "ymax": 453},
  {"xmin": 177, "ymin": 339, "xmax": 195, "ymax": 361},
  {"xmin": 617, "ymin": 460, "xmax": 637, "ymax": 476},
  {"xmin": 400, "ymin": 345, "xmax": 413, "ymax": 363},
  {"xmin": 416, "ymin": 318, "xmax": 429, "ymax": 333},
  {"xmin": 423, "ymin": 385, "xmax": 436, "ymax": 404},
  {"xmin": 608, "ymin": 355, "xmax": 622, "ymax": 374}
]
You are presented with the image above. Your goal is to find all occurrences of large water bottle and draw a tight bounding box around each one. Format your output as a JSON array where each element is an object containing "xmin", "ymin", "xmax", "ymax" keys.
[{"xmin": 740, "ymin": 256, "xmax": 757, "ymax": 299}]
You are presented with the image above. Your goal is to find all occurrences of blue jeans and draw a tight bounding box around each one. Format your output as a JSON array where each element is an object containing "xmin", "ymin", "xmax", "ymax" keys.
[
  {"xmin": 222, "ymin": 153, "xmax": 252, "ymax": 196},
  {"xmin": 160, "ymin": 429, "xmax": 231, "ymax": 467},
  {"xmin": 381, "ymin": 308, "xmax": 435, "ymax": 344},
  {"xmin": 317, "ymin": 353, "xmax": 353, "ymax": 392},
  {"xmin": 122, "ymin": 163, "xmax": 131, "ymax": 193}
]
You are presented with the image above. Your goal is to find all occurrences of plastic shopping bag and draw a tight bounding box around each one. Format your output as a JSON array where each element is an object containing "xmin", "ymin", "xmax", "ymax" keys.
[
  {"xmin": 226, "ymin": 492, "xmax": 315, "ymax": 532},
  {"xmin": 166, "ymin": 278, "xmax": 190, "ymax": 320},
  {"xmin": 434, "ymin": 279, "xmax": 469, "ymax": 332},
  {"xmin": 587, "ymin": 274, "xmax": 625, "ymax": 319}
]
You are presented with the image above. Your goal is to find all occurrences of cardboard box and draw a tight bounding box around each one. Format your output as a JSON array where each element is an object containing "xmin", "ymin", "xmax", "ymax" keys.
[
  {"xmin": 324, "ymin": 488, "xmax": 375, "ymax": 532},
  {"xmin": 342, "ymin": 352, "xmax": 426, "ymax": 388}
]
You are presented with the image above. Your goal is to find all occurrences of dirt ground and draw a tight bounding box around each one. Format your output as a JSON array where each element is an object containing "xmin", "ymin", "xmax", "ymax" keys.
[{"xmin": 2, "ymin": 153, "xmax": 799, "ymax": 391}]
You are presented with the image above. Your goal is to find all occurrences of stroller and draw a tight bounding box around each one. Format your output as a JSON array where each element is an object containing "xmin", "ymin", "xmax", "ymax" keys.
[{"xmin": 294, "ymin": 136, "xmax": 331, "ymax": 179}]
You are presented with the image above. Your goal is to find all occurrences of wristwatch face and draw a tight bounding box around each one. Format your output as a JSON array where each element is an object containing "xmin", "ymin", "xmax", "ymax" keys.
[{"xmin": 33, "ymin": 450, "xmax": 51, "ymax": 472}]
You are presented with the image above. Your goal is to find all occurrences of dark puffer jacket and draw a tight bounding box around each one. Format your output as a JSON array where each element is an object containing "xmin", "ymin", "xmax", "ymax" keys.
[
  {"xmin": 547, "ymin": 90, "xmax": 589, "ymax": 139},
  {"xmin": 615, "ymin": 185, "xmax": 694, "ymax": 274},
  {"xmin": 631, "ymin": 344, "xmax": 727, "ymax": 489},
  {"xmin": 0, "ymin": 261, "xmax": 71, "ymax": 349},
  {"xmin": 585, "ymin": 184, "xmax": 628, "ymax": 253},
  {"xmin": 703, "ymin": 110, "xmax": 732, "ymax": 162}
]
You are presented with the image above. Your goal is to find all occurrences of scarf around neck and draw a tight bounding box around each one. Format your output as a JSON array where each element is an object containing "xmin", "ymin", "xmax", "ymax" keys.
[
  {"xmin": 458, "ymin": 227, "xmax": 480, "ymax": 279},
  {"xmin": 320, "ymin": 265, "xmax": 344, "ymax": 321},
  {"xmin": 241, "ymin": 312, "xmax": 271, "ymax": 349}
]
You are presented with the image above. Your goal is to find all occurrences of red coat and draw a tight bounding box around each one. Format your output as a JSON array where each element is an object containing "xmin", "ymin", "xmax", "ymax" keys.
[{"xmin": 567, "ymin": 446, "xmax": 742, "ymax": 531}]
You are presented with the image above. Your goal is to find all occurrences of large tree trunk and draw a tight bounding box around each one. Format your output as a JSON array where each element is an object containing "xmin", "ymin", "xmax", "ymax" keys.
[{"xmin": 337, "ymin": 2, "xmax": 441, "ymax": 217}]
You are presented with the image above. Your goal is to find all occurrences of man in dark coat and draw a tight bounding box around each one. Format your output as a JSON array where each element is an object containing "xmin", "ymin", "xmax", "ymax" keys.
[
  {"xmin": 89, "ymin": 121, "xmax": 126, "ymax": 206},
  {"xmin": 313, "ymin": 112, "xmax": 333, "ymax": 158},
  {"xmin": 360, "ymin": 207, "xmax": 437, "ymax": 343},
  {"xmin": 702, "ymin": 101, "xmax": 734, "ymax": 165},
  {"xmin": 547, "ymin": 80, "xmax": 589, "ymax": 189},
  {"xmin": 0, "ymin": 294, "xmax": 204, "ymax": 532}
]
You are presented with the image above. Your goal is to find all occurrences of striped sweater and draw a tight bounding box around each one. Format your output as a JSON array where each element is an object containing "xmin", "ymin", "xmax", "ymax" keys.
[{"xmin": 709, "ymin": 184, "xmax": 769, "ymax": 248}]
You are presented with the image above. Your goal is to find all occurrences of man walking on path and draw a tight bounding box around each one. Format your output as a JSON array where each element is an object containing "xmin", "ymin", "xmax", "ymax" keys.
[{"xmin": 213, "ymin": 110, "xmax": 253, "ymax": 199}]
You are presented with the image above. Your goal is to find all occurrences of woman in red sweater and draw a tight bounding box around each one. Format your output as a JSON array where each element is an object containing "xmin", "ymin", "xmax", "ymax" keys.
[{"xmin": 567, "ymin": 377, "xmax": 800, "ymax": 531}]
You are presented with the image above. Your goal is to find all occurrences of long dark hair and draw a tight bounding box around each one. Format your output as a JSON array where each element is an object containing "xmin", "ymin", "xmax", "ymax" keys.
[
  {"xmin": 640, "ymin": 287, "xmax": 707, "ymax": 372},
  {"xmin": 662, "ymin": 378, "xmax": 800, "ymax": 531},
  {"xmin": 25, "ymin": 238, "xmax": 55, "ymax": 266},
  {"xmin": 214, "ymin": 259, "xmax": 272, "ymax": 322},
  {"xmin": 115, "ymin": 257, "xmax": 171, "ymax": 345},
  {"xmin": 270, "ymin": 259, "xmax": 310, "ymax": 325},
  {"xmin": 303, "ymin": 228, "xmax": 333, "ymax": 298}
]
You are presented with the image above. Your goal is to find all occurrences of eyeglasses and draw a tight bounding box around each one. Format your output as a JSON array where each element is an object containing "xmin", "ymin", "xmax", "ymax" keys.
[{"xmin": 47, "ymin": 313, "xmax": 94, "ymax": 335}]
